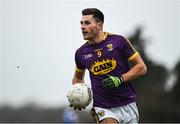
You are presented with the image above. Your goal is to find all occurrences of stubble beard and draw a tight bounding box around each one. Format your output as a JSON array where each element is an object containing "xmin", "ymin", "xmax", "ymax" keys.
[{"xmin": 84, "ymin": 30, "xmax": 99, "ymax": 43}]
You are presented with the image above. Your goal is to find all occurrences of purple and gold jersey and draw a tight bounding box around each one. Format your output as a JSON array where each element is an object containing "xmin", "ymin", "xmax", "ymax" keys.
[{"xmin": 75, "ymin": 32, "xmax": 139, "ymax": 108}]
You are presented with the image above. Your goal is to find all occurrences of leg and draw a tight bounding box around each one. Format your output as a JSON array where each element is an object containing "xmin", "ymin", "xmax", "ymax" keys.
[
  {"xmin": 92, "ymin": 107, "xmax": 119, "ymax": 124},
  {"xmin": 91, "ymin": 108, "xmax": 99, "ymax": 123},
  {"xmin": 100, "ymin": 117, "xmax": 119, "ymax": 124}
]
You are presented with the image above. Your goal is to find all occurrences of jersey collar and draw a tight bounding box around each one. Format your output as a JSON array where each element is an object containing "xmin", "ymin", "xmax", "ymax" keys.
[{"xmin": 87, "ymin": 32, "xmax": 108, "ymax": 45}]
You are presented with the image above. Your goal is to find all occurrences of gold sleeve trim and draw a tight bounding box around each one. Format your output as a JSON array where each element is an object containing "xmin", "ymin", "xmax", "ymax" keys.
[
  {"xmin": 75, "ymin": 66, "xmax": 85, "ymax": 72},
  {"xmin": 128, "ymin": 51, "xmax": 139, "ymax": 61},
  {"xmin": 103, "ymin": 32, "xmax": 108, "ymax": 40}
]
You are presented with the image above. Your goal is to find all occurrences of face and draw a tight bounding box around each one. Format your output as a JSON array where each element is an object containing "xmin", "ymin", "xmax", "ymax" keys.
[{"xmin": 80, "ymin": 15, "xmax": 102, "ymax": 40}]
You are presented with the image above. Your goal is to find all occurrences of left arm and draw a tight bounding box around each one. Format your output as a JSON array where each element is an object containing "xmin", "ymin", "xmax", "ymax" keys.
[
  {"xmin": 102, "ymin": 37, "xmax": 147, "ymax": 88},
  {"xmin": 122, "ymin": 54, "xmax": 147, "ymax": 82},
  {"xmin": 102, "ymin": 53, "xmax": 147, "ymax": 88}
]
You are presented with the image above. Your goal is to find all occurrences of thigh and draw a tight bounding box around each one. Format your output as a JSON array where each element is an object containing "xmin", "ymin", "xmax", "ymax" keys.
[
  {"xmin": 126, "ymin": 102, "xmax": 139, "ymax": 123},
  {"xmin": 100, "ymin": 117, "xmax": 119, "ymax": 124},
  {"xmin": 93, "ymin": 107, "xmax": 119, "ymax": 123}
]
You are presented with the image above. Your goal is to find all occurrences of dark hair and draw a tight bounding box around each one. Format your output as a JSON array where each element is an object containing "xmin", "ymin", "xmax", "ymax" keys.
[{"xmin": 82, "ymin": 8, "xmax": 104, "ymax": 23}]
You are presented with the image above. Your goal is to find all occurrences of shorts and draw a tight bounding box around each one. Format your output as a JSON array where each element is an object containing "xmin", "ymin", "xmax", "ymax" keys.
[{"xmin": 94, "ymin": 102, "xmax": 139, "ymax": 123}]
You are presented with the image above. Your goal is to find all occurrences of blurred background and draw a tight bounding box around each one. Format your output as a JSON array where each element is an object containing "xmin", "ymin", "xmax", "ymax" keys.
[{"xmin": 0, "ymin": 0, "xmax": 180, "ymax": 123}]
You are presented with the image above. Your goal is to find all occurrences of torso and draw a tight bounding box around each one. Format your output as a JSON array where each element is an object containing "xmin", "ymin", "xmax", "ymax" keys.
[{"xmin": 75, "ymin": 32, "xmax": 137, "ymax": 108}]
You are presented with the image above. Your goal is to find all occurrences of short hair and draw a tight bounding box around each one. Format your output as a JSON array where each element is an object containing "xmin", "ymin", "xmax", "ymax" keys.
[{"xmin": 82, "ymin": 8, "xmax": 104, "ymax": 23}]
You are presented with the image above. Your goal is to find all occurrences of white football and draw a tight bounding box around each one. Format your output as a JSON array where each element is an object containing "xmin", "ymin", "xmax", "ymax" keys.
[{"xmin": 67, "ymin": 83, "xmax": 92, "ymax": 108}]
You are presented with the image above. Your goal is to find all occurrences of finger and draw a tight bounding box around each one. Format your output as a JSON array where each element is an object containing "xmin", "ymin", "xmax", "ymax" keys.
[
  {"xmin": 74, "ymin": 106, "xmax": 78, "ymax": 110},
  {"xmin": 78, "ymin": 108, "xmax": 82, "ymax": 111},
  {"xmin": 106, "ymin": 81, "xmax": 113, "ymax": 87},
  {"xmin": 107, "ymin": 78, "xmax": 113, "ymax": 82}
]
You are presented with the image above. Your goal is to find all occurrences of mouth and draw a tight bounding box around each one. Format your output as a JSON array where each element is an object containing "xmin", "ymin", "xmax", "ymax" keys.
[{"xmin": 82, "ymin": 31, "xmax": 88, "ymax": 36}]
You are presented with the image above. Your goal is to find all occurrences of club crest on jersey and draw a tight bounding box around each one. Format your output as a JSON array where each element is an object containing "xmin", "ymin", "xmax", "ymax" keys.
[
  {"xmin": 90, "ymin": 58, "xmax": 117, "ymax": 75},
  {"xmin": 107, "ymin": 43, "xmax": 113, "ymax": 51}
]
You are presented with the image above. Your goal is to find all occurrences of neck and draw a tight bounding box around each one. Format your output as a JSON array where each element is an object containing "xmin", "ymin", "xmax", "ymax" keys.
[{"xmin": 91, "ymin": 31, "xmax": 105, "ymax": 44}]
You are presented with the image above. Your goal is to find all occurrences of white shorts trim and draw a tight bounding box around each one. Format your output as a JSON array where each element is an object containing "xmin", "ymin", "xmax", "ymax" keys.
[{"xmin": 94, "ymin": 102, "xmax": 139, "ymax": 123}]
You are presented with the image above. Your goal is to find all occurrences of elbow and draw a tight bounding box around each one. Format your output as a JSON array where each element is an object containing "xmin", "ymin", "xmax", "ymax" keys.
[{"xmin": 141, "ymin": 64, "xmax": 147, "ymax": 75}]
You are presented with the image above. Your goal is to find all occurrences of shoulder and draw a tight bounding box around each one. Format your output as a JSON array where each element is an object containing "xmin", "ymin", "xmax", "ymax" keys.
[
  {"xmin": 75, "ymin": 41, "xmax": 89, "ymax": 54},
  {"xmin": 107, "ymin": 32, "xmax": 127, "ymax": 41},
  {"xmin": 106, "ymin": 32, "xmax": 128, "ymax": 44}
]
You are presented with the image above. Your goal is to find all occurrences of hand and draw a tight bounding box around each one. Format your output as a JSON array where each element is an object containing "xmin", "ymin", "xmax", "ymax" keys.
[
  {"xmin": 69, "ymin": 104, "xmax": 85, "ymax": 111},
  {"xmin": 102, "ymin": 75, "xmax": 124, "ymax": 88}
]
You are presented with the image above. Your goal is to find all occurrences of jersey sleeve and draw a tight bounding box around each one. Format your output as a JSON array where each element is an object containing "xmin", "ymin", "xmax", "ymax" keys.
[
  {"xmin": 75, "ymin": 49, "xmax": 86, "ymax": 72},
  {"xmin": 119, "ymin": 36, "xmax": 139, "ymax": 61}
]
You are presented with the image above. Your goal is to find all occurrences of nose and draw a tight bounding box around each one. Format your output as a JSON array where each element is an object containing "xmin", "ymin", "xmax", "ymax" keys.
[{"xmin": 81, "ymin": 23, "xmax": 85, "ymax": 30}]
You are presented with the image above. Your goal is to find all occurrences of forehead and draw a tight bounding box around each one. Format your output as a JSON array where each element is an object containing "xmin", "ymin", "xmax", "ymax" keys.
[{"xmin": 81, "ymin": 15, "xmax": 95, "ymax": 22}]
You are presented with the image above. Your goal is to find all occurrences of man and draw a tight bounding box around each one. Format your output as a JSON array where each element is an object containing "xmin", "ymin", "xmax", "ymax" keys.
[{"xmin": 71, "ymin": 8, "xmax": 147, "ymax": 123}]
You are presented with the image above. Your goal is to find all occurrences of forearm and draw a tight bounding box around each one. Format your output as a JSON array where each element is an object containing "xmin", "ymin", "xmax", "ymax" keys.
[
  {"xmin": 72, "ymin": 69, "xmax": 85, "ymax": 85},
  {"xmin": 72, "ymin": 76, "xmax": 84, "ymax": 84},
  {"xmin": 122, "ymin": 63, "xmax": 147, "ymax": 82}
]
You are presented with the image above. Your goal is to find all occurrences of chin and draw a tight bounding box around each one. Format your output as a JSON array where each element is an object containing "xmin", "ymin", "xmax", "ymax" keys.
[{"xmin": 83, "ymin": 37, "xmax": 90, "ymax": 40}]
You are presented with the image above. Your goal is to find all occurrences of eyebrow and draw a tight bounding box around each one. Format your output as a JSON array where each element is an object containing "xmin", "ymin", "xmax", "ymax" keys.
[{"xmin": 80, "ymin": 20, "xmax": 91, "ymax": 24}]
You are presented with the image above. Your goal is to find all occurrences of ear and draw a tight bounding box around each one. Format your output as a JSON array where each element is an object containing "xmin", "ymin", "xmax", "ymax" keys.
[{"xmin": 98, "ymin": 22, "xmax": 103, "ymax": 30}]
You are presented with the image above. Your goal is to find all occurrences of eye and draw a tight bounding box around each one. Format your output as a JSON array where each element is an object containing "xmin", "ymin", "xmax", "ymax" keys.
[
  {"xmin": 84, "ymin": 21, "xmax": 91, "ymax": 25},
  {"xmin": 80, "ymin": 20, "xmax": 91, "ymax": 26}
]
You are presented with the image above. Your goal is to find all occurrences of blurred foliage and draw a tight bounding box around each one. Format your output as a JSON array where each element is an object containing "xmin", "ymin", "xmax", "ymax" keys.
[
  {"xmin": 128, "ymin": 26, "xmax": 180, "ymax": 122},
  {"xmin": 0, "ymin": 26, "xmax": 180, "ymax": 122},
  {"xmin": 0, "ymin": 103, "xmax": 94, "ymax": 123}
]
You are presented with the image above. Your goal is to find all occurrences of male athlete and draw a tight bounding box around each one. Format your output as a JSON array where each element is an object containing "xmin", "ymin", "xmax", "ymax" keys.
[{"xmin": 71, "ymin": 8, "xmax": 147, "ymax": 123}]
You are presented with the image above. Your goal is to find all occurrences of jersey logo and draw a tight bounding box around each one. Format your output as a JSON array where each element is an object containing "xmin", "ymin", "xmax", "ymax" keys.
[
  {"xmin": 97, "ymin": 110, "xmax": 105, "ymax": 117},
  {"xmin": 90, "ymin": 58, "xmax": 117, "ymax": 75},
  {"xmin": 84, "ymin": 53, "xmax": 93, "ymax": 59}
]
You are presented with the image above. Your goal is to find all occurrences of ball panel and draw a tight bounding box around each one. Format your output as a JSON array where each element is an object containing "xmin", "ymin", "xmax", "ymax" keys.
[{"xmin": 67, "ymin": 83, "xmax": 92, "ymax": 108}]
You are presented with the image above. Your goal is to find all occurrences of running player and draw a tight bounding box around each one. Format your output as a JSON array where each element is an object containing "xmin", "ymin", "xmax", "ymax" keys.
[{"xmin": 71, "ymin": 8, "xmax": 147, "ymax": 124}]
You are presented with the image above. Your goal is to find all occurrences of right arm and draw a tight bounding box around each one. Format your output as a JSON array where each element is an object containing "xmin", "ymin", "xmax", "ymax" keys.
[
  {"xmin": 73, "ymin": 49, "xmax": 86, "ymax": 84},
  {"xmin": 72, "ymin": 67, "xmax": 86, "ymax": 84},
  {"xmin": 70, "ymin": 67, "xmax": 86, "ymax": 110}
]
